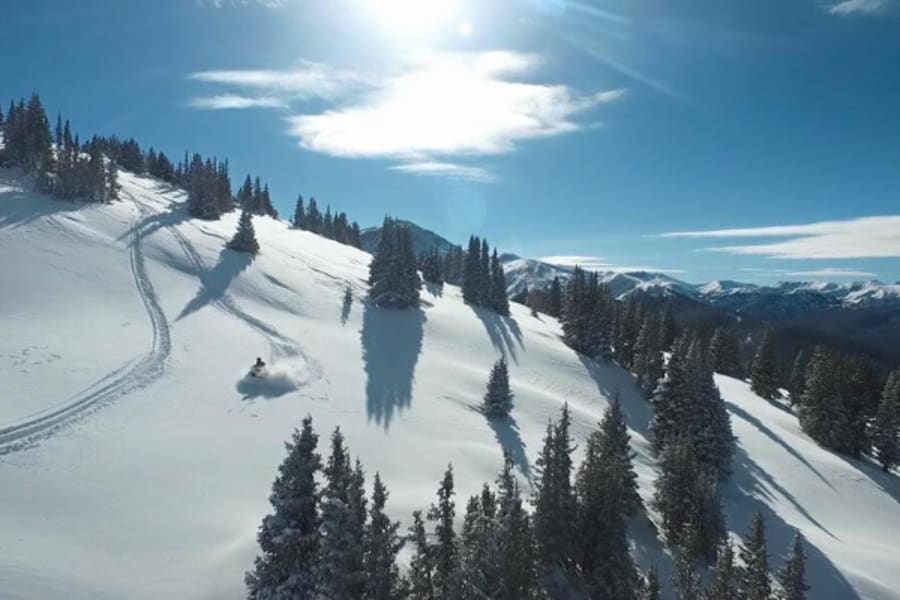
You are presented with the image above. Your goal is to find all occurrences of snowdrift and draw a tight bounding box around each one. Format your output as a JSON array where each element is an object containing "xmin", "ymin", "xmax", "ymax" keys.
[{"xmin": 0, "ymin": 167, "xmax": 898, "ymax": 599}]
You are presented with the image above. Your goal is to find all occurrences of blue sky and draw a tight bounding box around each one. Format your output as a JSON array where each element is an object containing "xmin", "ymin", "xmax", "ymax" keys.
[{"xmin": 3, "ymin": 0, "xmax": 899, "ymax": 283}]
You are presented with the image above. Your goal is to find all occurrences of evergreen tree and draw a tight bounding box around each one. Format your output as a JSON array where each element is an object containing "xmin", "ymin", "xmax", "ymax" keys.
[
  {"xmin": 483, "ymin": 357, "xmax": 514, "ymax": 417},
  {"xmin": 428, "ymin": 465, "xmax": 460, "ymax": 599},
  {"xmin": 548, "ymin": 276, "xmax": 563, "ymax": 318},
  {"xmin": 751, "ymin": 330, "xmax": 780, "ymax": 400},
  {"xmin": 873, "ymin": 369, "xmax": 900, "ymax": 472},
  {"xmin": 788, "ymin": 350, "xmax": 810, "ymax": 406},
  {"xmin": 422, "ymin": 247, "xmax": 444, "ymax": 285},
  {"xmin": 706, "ymin": 540, "xmax": 739, "ymax": 600},
  {"xmin": 364, "ymin": 473, "xmax": 404, "ymax": 600},
  {"xmin": 797, "ymin": 348, "xmax": 851, "ymax": 453},
  {"xmin": 532, "ymin": 404, "xmax": 577, "ymax": 575},
  {"xmin": 490, "ymin": 249, "xmax": 510, "ymax": 316},
  {"xmin": 673, "ymin": 551, "xmax": 703, "ymax": 600},
  {"xmin": 228, "ymin": 207, "xmax": 260, "ymax": 254},
  {"xmin": 408, "ymin": 510, "xmax": 435, "ymax": 600},
  {"xmin": 106, "ymin": 159, "xmax": 119, "ymax": 202},
  {"xmin": 739, "ymin": 512, "xmax": 771, "ymax": 600},
  {"xmin": 237, "ymin": 175, "xmax": 254, "ymax": 210},
  {"xmin": 633, "ymin": 313, "xmax": 664, "ymax": 397},
  {"xmin": 642, "ymin": 566, "xmax": 661, "ymax": 600},
  {"xmin": 575, "ymin": 398, "xmax": 640, "ymax": 599},
  {"xmin": 479, "ymin": 239, "xmax": 491, "ymax": 306},
  {"xmin": 650, "ymin": 334, "xmax": 693, "ymax": 456},
  {"xmin": 777, "ymin": 532, "xmax": 809, "ymax": 600},
  {"xmin": 246, "ymin": 416, "xmax": 322, "ymax": 599},
  {"xmin": 463, "ymin": 236, "xmax": 481, "ymax": 304},
  {"xmin": 709, "ymin": 327, "xmax": 742, "ymax": 378},
  {"xmin": 368, "ymin": 218, "xmax": 421, "ymax": 309},
  {"xmin": 459, "ymin": 485, "xmax": 500, "ymax": 598},
  {"xmin": 494, "ymin": 455, "xmax": 539, "ymax": 599}
]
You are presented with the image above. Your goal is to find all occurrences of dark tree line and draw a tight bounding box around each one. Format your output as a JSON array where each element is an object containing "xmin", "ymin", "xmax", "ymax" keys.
[
  {"xmin": 368, "ymin": 217, "xmax": 421, "ymax": 309},
  {"xmin": 525, "ymin": 276, "xmax": 563, "ymax": 319},
  {"xmin": 292, "ymin": 195, "xmax": 362, "ymax": 248},
  {"xmin": 462, "ymin": 236, "xmax": 510, "ymax": 317}
]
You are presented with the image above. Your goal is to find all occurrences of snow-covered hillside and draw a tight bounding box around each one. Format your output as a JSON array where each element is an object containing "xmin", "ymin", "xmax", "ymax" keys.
[{"xmin": 1, "ymin": 167, "xmax": 899, "ymax": 600}]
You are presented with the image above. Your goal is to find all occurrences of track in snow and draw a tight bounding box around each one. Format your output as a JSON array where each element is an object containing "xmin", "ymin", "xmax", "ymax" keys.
[{"xmin": 0, "ymin": 203, "xmax": 171, "ymax": 453}]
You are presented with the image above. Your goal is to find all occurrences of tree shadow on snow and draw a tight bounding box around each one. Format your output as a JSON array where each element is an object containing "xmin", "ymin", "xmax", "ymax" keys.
[
  {"xmin": 0, "ymin": 174, "xmax": 85, "ymax": 230},
  {"xmin": 724, "ymin": 445, "xmax": 861, "ymax": 600},
  {"xmin": 361, "ymin": 302, "xmax": 425, "ymax": 429},
  {"xmin": 469, "ymin": 305, "xmax": 524, "ymax": 364},
  {"xmin": 341, "ymin": 294, "xmax": 353, "ymax": 325},
  {"xmin": 177, "ymin": 247, "xmax": 254, "ymax": 321},
  {"xmin": 486, "ymin": 414, "xmax": 532, "ymax": 482},
  {"xmin": 425, "ymin": 282, "xmax": 443, "ymax": 298},
  {"xmin": 577, "ymin": 355, "xmax": 653, "ymax": 442}
]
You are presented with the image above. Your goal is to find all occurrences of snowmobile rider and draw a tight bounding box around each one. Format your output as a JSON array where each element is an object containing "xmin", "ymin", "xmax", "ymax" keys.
[{"xmin": 255, "ymin": 357, "xmax": 266, "ymax": 369}]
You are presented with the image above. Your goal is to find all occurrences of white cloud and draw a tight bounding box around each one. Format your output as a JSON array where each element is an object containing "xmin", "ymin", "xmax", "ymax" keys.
[
  {"xmin": 740, "ymin": 267, "xmax": 878, "ymax": 279},
  {"xmin": 189, "ymin": 63, "xmax": 370, "ymax": 100},
  {"xmin": 189, "ymin": 51, "xmax": 624, "ymax": 181},
  {"xmin": 188, "ymin": 94, "xmax": 286, "ymax": 110},
  {"xmin": 661, "ymin": 215, "xmax": 900, "ymax": 259},
  {"xmin": 286, "ymin": 52, "xmax": 624, "ymax": 160},
  {"xmin": 540, "ymin": 255, "xmax": 685, "ymax": 274},
  {"xmin": 199, "ymin": 0, "xmax": 287, "ymax": 7},
  {"xmin": 390, "ymin": 161, "xmax": 497, "ymax": 183},
  {"xmin": 828, "ymin": 0, "xmax": 895, "ymax": 16}
]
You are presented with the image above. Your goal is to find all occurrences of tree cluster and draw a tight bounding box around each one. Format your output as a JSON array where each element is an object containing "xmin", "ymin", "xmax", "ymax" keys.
[
  {"xmin": 462, "ymin": 236, "xmax": 509, "ymax": 317},
  {"xmin": 292, "ymin": 195, "xmax": 362, "ymax": 248},
  {"xmin": 525, "ymin": 276, "xmax": 563, "ymax": 319},
  {"xmin": 560, "ymin": 266, "xmax": 615, "ymax": 362},
  {"xmin": 187, "ymin": 154, "xmax": 236, "ymax": 220},
  {"xmin": 750, "ymin": 330, "xmax": 781, "ymax": 400},
  {"xmin": 368, "ymin": 217, "xmax": 421, "ymax": 309}
]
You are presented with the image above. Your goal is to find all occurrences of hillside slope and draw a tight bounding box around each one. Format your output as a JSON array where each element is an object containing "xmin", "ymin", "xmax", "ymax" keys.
[{"xmin": 0, "ymin": 168, "xmax": 898, "ymax": 600}]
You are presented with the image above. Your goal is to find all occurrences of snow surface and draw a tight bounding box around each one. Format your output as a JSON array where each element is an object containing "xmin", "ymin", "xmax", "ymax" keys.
[{"xmin": 1, "ymin": 167, "xmax": 899, "ymax": 599}]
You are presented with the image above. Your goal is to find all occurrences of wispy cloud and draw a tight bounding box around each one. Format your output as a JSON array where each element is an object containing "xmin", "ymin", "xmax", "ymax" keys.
[
  {"xmin": 189, "ymin": 51, "xmax": 624, "ymax": 181},
  {"xmin": 827, "ymin": 0, "xmax": 895, "ymax": 16},
  {"xmin": 188, "ymin": 94, "xmax": 286, "ymax": 110},
  {"xmin": 661, "ymin": 215, "xmax": 900, "ymax": 259},
  {"xmin": 390, "ymin": 161, "xmax": 497, "ymax": 183},
  {"xmin": 540, "ymin": 255, "xmax": 685, "ymax": 274},
  {"xmin": 198, "ymin": 0, "xmax": 287, "ymax": 7}
]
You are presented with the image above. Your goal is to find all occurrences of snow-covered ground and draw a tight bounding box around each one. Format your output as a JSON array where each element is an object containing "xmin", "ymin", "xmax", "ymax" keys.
[{"xmin": 1, "ymin": 167, "xmax": 898, "ymax": 599}]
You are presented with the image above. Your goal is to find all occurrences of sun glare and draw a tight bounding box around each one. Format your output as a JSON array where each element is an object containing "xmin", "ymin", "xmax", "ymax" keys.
[{"xmin": 366, "ymin": 0, "xmax": 462, "ymax": 37}]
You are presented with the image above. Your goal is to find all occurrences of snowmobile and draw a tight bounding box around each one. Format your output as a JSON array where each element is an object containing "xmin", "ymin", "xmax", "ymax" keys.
[{"xmin": 249, "ymin": 357, "xmax": 267, "ymax": 378}]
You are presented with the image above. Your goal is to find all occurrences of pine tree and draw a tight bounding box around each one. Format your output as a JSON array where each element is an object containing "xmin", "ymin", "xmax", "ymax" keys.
[
  {"xmin": 459, "ymin": 485, "xmax": 500, "ymax": 598},
  {"xmin": 777, "ymin": 532, "xmax": 809, "ymax": 600},
  {"xmin": 709, "ymin": 327, "xmax": 742, "ymax": 378},
  {"xmin": 229, "ymin": 207, "xmax": 260, "ymax": 254},
  {"xmin": 463, "ymin": 236, "xmax": 482, "ymax": 304},
  {"xmin": 532, "ymin": 404, "xmax": 577, "ymax": 575},
  {"xmin": 490, "ymin": 249, "xmax": 510, "ymax": 316},
  {"xmin": 751, "ymin": 330, "xmax": 780, "ymax": 400},
  {"xmin": 788, "ymin": 350, "xmax": 810, "ymax": 406},
  {"xmin": 483, "ymin": 358, "xmax": 514, "ymax": 417},
  {"xmin": 548, "ymin": 276, "xmax": 563, "ymax": 318},
  {"xmin": 650, "ymin": 334, "xmax": 693, "ymax": 456},
  {"xmin": 797, "ymin": 348, "xmax": 851, "ymax": 453},
  {"xmin": 494, "ymin": 455, "xmax": 539, "ymax": 599},
  {"xmin": 633, "ymin": 313, "xmax": 664, "ymax": 397},
  {"xmin": 317, "ymin": 429, "xmax": 367, "ymax": 599},
  {"xmin": 428, "ymin": 465, "xmax": 460, "ymax": 599},
  {"xmin": 246, "ymin": 416, "xmax": 322, "ymax": 599},
  {"xmin": 575, "ymin": 398, "xmax": 640, "ymax": 599},
  {"xmin": 106, "ymin": 158, "xmax": 120, "ymax": 202},
  {"xmin": 422, "ymin": 247, "xmax": 443, "ymax": 285},
  {"xmin": 673, "ymin": 551, "xmax": 703, "ymax": 600},
  {"xmin": 706, "ymin": 540, "xmax": 739, "ymax": 600},
  {"xmin": 368, "ymin": 218, "xmax": 421, "ymax": 309},
  {"xmin": 364, "ymin": 473, "xmax": 404, "ymax": 600},
  {"xmin": 873, "ymin": 369, "xmax": 900, "ymax": 472},
  {"xmin": 479, "ymin": 239, "xmax": 491, "ymax": 306},
  {"xmin": 408, "ymin": 510, "xmax": 435, "ymax": 600},
  {"xmin": 739, "ymin": 512, "xmax": 771, "ymax": 600}
]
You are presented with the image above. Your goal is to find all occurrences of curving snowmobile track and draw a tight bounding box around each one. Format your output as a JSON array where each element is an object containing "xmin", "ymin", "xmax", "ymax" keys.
[{"xmin": 0, "ymin": 203, "xmax": 171, "ymax": 453}]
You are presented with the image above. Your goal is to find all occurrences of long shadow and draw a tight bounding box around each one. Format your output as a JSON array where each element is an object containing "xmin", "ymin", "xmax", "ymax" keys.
[
  {"xmin": 486, "ymin": 414, "xmax": 531, "ymax": 482},
  {"xmin": 116, "ymin": 198, "xmax": 192, "ymax": 244},
  {"xmin": 578, "ymin": 354, "xmax": 653, "ymax": 441},
  {"xmin": 0, "ymin": 170, "xmax": 89, "ymax": 229},
  {"xmin": 177, "ymin": 247, "xmax": 254, "ymax": 321},
  {"xmin": 470, "ymin": 305, "xmax": 523, "ymax": 364},
  {"xmin": 726, "ymin": 401, "xmax": 837, "ymax": 492},
  {"xmin": 361, "ymin": 302, "xmax": 425, "ymax": 429},
  {"xmin": 340, "ymin": 294, "xmax": 353, "ymax": 325},
  {"xmin": 724, "ymin": 447, "xmax": 860, "ymax": 600},
  {"xmin": 424, "ymin": 282, "xmax": 443, "ymax": 298}
]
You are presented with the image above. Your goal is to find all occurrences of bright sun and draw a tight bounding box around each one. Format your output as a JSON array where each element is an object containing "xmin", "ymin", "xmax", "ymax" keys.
[{"xmin": 366, "ymin": 0, "xmax": 466, "ymax": 37}]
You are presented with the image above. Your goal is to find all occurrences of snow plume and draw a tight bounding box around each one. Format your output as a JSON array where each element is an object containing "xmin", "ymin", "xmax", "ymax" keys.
[{"xmin": 236, "ymin": 358, "xmax": 313, "ymax": 399}]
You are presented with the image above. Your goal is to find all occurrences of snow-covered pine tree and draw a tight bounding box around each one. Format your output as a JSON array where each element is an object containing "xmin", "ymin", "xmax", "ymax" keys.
[
  {"xmin": 459, "ymin": 484, "xmax": 500, "ymax": 597},
  {"xmin": 751, "ymin": 329, "xmax": 780, "ymax": 400},
  {"xmin": 650, "ymin": 333, "xmax": 693, "ymax": 456},
  {"xmin": 494, "ymin": 454, "xmax": 540, "ymax": 599},
  {"xmin": 708, "ymin": 327, "xmax": 742, "ymax": 378},
  {"xmin": 777, "ymin": 532, "xmax": 810, "ymax": 600},
  {"xmin": 575, "ymin": 399, "xmax": 640, "ymax": 599},
  {"xmin": 687, "ymin": 338, "xmax": 736, "ymax": 479},
  {"xmin": 633, "ymin": 313, "xmax": 663, "ymax": 397},
  {"xmin": 407, "ymin": 510, "xmax": 435, "ymax": 599},
  {"xmin": 706, "ymin": 540, "xmax": 739, "ymax": 600},
  {"xmin": 672, "ymin": 551, "xmax": 703, "ymax": 600},
  {"xmin": 483, "ymin": 357, "xmax": 514, "ymax": 418},
  {"xmin": 363, "ymin": 472, "xmax": 405, "ymax": 600},
  {"xmin": 797, "ymin": 348, "xmax": 851, "ymax": 453},
  {"xmin": 873, "ymin": 368, "xmax": 900, "ymax": 472},
  {"xmin": 428, "ymin": 465, "xmax": 461, "ymax": 599},
  {"xmin": 106, "ymin": 158, "xmax": 119, "ymax": 202},
  {"xmin": 532, "ymin": 404, "xmax": 577, "ymax": 576},
  {"xmin": 642, "ymin": 566, "xmax": 661, "ymax": 600},
  {"xmin": 788, "ymin": 350, "xmax": 810, "ymax": 406},
  {"xmin": 228, "ymin": 207, "xmax": 260, "ymax": 254},
  {"xmin": 422, "ymin": 247, "xmax": 443, "ymax": 285},
  {"xmin": 317, "ymin": 429, "xmax": 367, "ymax": 599},
  {"xmin": 246, "ymin": 416, "xmax": 322, "ymax": 599},
  {"xmin": 739, "ymin": 512, "xmax": 771, "ymax": 600},
  {"xmin": 368, "ymin": 218, "xmax": 421, "ymax": 309}
]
